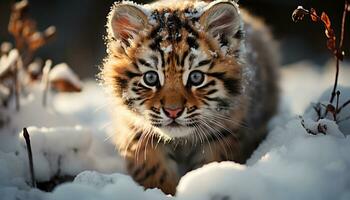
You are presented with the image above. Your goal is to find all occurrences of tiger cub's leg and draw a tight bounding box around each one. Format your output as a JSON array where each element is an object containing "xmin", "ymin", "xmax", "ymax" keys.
[
  {"xmin": 125, "ymin": 139, "xmax": 179, "ymax": 195},
  {"xmin": 190, "ymin": 134, "xmax": 242, "ymax": 170}
]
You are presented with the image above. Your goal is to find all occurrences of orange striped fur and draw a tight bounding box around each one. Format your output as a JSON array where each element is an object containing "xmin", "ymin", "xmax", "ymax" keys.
[{"xmin": 100, "ymin": 0, "xmax": 279, "ymax": 195}]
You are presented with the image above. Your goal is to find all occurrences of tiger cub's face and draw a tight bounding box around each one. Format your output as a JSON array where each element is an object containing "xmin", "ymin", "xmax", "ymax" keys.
[{"xmin": 103, "ymin": 0, "xmax": 245, "ymax": 138}]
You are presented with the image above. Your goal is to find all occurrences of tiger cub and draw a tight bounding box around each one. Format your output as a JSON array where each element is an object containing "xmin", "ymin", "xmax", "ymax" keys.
[{"xmin": 101, "ymin": 0, "xmax": 278, "ymax": 195}]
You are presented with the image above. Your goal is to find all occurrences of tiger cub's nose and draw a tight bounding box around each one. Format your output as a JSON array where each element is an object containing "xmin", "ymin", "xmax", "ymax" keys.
[{"xmin": 163, "ymin": 107, "xmax": 184, "ymax": 119}]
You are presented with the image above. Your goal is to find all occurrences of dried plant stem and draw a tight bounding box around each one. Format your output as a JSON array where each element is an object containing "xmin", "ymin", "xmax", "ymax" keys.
[
  {"xmin": 42, "ymin": 80, "xmax": 49, "ymax": 107},
  {"xmin": 338, "ymin": 99, "xmax": 350, "ymax": 113},
  {"xmin": 23, "ymin": 128, "xmax": 36, "ymax": 188},
  {"xmin": 41, "ymin": 60, "xmax": 52, "ymax": 107},
  {"xmin": 22, "ymin": 51, "xmax": 34, "ymax": 70},
  {"xmin": 14, "ymin": 64, "xmax": 20, "ymax": 111},
  {"xmin": 339, "ymin": 1, "xmax": 348, "ymax": 50},
  {"xmin": 329, "ymin": 0, "xmax": 348, "ymax": 104},
  {"xmin": 329, "ymin": 58, "xmax": 340, "ymax": 104}
]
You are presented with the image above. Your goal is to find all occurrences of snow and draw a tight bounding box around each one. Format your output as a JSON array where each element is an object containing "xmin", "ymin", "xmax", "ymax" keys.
[
  {"xmin": 280, "ymin": 60, "xmax": 350, "ymax": 114},
  {"xmin": 178, "ymin": 129, "xmax": 350, "ymax": 200},
  {"xmin": 48, "ymin": 63, "xmax": 83, "ymax": 89},
  {"xmin": 0, "ymin": 82, "xmax": 124, "ymax": 198},
  {"xmin": 0, "ymin": 49, "xmax": 19, "ymax": 76},
  {"xmin": 161, "ymin": 45, "xmax": 173, "ymax": 54},
  {"xmin": 303, "ymin": 85, "xmax": 350, "ymax": 134},
  {"xmin": 0, "ymin": 42, "xmax": 13, "ymax": 54},
  {"xmin": 28, "ymin": 59, "xmax": 43, "ymax": 75},
  {"xmin": 1, "ymin": 60, "xmax": 350, "ymax": 200},
  {"xmin": 51, "ymin": 172, "xmax": 170, "ymax": 200}
]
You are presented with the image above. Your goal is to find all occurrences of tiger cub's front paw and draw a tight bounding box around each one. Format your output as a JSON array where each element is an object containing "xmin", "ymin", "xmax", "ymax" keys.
[{"xmin": 126, "ymin": 147, "xmax": 179, "ymax": 195}]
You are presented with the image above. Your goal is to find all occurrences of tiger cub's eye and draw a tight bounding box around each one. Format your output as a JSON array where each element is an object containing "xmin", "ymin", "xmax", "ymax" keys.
[
  {"xmin": 143, "ymin": 71, "xmax": 159, "ymax": 87},
  {"xmin": 188, "ymin": 70, "xmax": 205, "ymax": 86}
]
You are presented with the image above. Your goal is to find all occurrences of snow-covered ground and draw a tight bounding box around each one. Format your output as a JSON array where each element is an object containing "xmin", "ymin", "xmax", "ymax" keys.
[{"xmin": 0, "ymin": 61, "xmax": 350, "ymax": 200}]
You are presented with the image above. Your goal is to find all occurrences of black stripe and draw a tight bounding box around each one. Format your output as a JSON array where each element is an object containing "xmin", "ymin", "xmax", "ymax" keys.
[
  {"xmin": 201, "ymin": 100, "xmax": 209, "ymax": 106},
  {"xmin": 166, "ymin": 12, "xmax": 183, "ymax": 42},
  {"xmin": 115, "ymin": 77, "xmax": 128, "ymax": 90},
  {"xmin": 131, "ymin": 87, "xmax": 140, "ymax": 92},
  {"xmin": 203, "ymin": 97, "xmax": 230, "ymax": 110},
  {"xmin": 125, "ymin": 70, "xmax": 142, "ymax": 79},
  {"xmin": 187, "ymin": 106, "xmax": 198, "ymax": 114},
  {"xmin": 207, "ymin": 72, "xmax": 225, "ymax": 79},
  {"xmin": 203, "ymin": 97, "xmax": 230, "ymax": 109},
  {"xmin": 185, "ymin": 113, "xmax": 200, "ymax": 119},
  {"xmin": 197, "ymin": 59, "xmax": 212, "ymax": 68},
  {"xmin": 181, "ymin": 50, "xmax": 189, "ymax": 67},
  {"xmin": 138, "ymin": 59, "xmax": 152, "ymax": 68},
  {"xmin": 209, "ymin": 62, "xmax": 215, "ymax": 70},
  {"xmin": 234, "ymin": 30, "xmax": 245, "ymax": 39},
  {"xmin": 219, "ymin": 34, "xmax": 229, "ymax": 47},
  {"xmin": 207, "ymin": 73, "xmax": 241, "ymax": 96},
  {"xmin": 133, "ymin": 62, "xmax": 140, "ymax": 70},
  {"xmin": 149, "ymin": 23, "xmax": 161, "ymax": 40},
  {"xmin": 150, "ymin": 55, "xmax": 159, "ymax": 70},
  {"xmin": 204, "ymin": 96, "xmax": 222, "ymax": 102},
  {"xmin": 159, "ymin": 49, "xmax": 165, "ymax": 68},
  {"xmin": 223, "ymin": 78, "xmax": 241, "ymax": 96},
  {"xmin": 151, "ymin": 107, "xmax": 161, "ymax": 114},
  {"xmin": 137, "ymin": 163, "xmax": 160, "ymax": 182},
  {"xmin": 149, "ymin": 113, "xmax": 162, "ymax": 119},
  {"xmin": 187, "ymin": 37, "xmax": 199, "ymax": 49},
  {"xmin": 183, "ymin": 22, "xmax": 199, "ymax": 37},
  {"xmin": 132, "ymin": 163, "xmax": 146, "ymax": 178},
  {"xmin": 187, "ymin": 122, "xmax": 199, "ymax": 127},
  {"xmin": 139, "ymin": 98, "xmax": 151, "ymax": 105},
  {"xmin": 206, "ymin": 89, "xmax": 218, "ymax": 95},
  {"xmin": 149, "ymin": 42, "xmax": 158, "ymax": 51},
  {"xmin": 123, "ymin": 99, "xmax": 134, "ymax": 108},
  {"xmin": 198, "ymin": 80, "xmax": 215, "ymax": 90},
  {"xmin": 129, "ymin": 97, "xmax": 143, "ymax": 101},
  {"xmin": 133, "ymin": 132, "xmax": 142, "ymax": 141},
  {"xmin": 175, "ymin": 54, "xmax": 180, "ymax": 66},
  {"xmin": 152, "ymin": 123, "xmax": 162, "ymax": 127},
  {"xmin": 159, "ymin": 171, "xmax": 167, "ymax": 185},
  {"xmin": 149, "ymin": 36, "xmax": 162, "ymax": 50},
  {"xmin": 150, "ymin": 119, "xmax": 162, "ymax": 123},
  {"xmin": 188, "ymin": 54, "xmax": 196, "ymax": 69}
]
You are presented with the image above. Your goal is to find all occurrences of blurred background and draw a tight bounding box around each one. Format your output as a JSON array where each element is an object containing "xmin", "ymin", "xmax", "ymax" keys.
[{"xmin": 0, "ymin": 0, "xmax": 349, "ymax": 78}]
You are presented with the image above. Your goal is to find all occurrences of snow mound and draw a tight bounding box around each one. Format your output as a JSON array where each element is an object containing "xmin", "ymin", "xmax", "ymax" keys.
[
  {"xmin": 20, "ymin": 126, "xmax": 93, "ymax": 181},
  {"xmin": 178, "ymin": 118, "xmax": 350, "ymax": 200},
  {"xmin": 304, "ymin": 86, "xmax": 350, "ymax": 135},
  {"xmin": 49, "ymin": 63, "xmax": 83, "ymax": 90},
  {"xmin": 0, "ymin": 49, "xmax": 19, "ymax": 76},
  {"xmin": 51, "ymin": 171, "xmax": 170, "ymax": 200}
]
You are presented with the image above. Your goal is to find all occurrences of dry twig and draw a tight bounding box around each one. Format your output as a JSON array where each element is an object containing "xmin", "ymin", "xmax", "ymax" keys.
[
  {"xmin": 8, "ymin": 0, "xmax": 56, "ymax": 69},
  {"xmin": 23, "ymin": 127, "xmax": 36, "ymax": 188},
  {"xmin": 292, "ymin": 1, "xmax": 350, "ymax": 124}
]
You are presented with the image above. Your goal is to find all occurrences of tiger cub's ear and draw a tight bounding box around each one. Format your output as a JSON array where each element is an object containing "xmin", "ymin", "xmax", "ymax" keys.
[
  {"xmin": 108, "ymin": 4, "xmax": 148, "ymax": 46},
  {"xmin": 200, "ymin": 1, "xmax": 241, "ymax": 39}
]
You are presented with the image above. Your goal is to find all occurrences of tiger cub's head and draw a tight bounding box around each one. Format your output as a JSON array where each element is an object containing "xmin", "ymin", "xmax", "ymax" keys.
[{"xmin": 102, "ymin": 0, "xmax": 246, "ymax": 138}]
